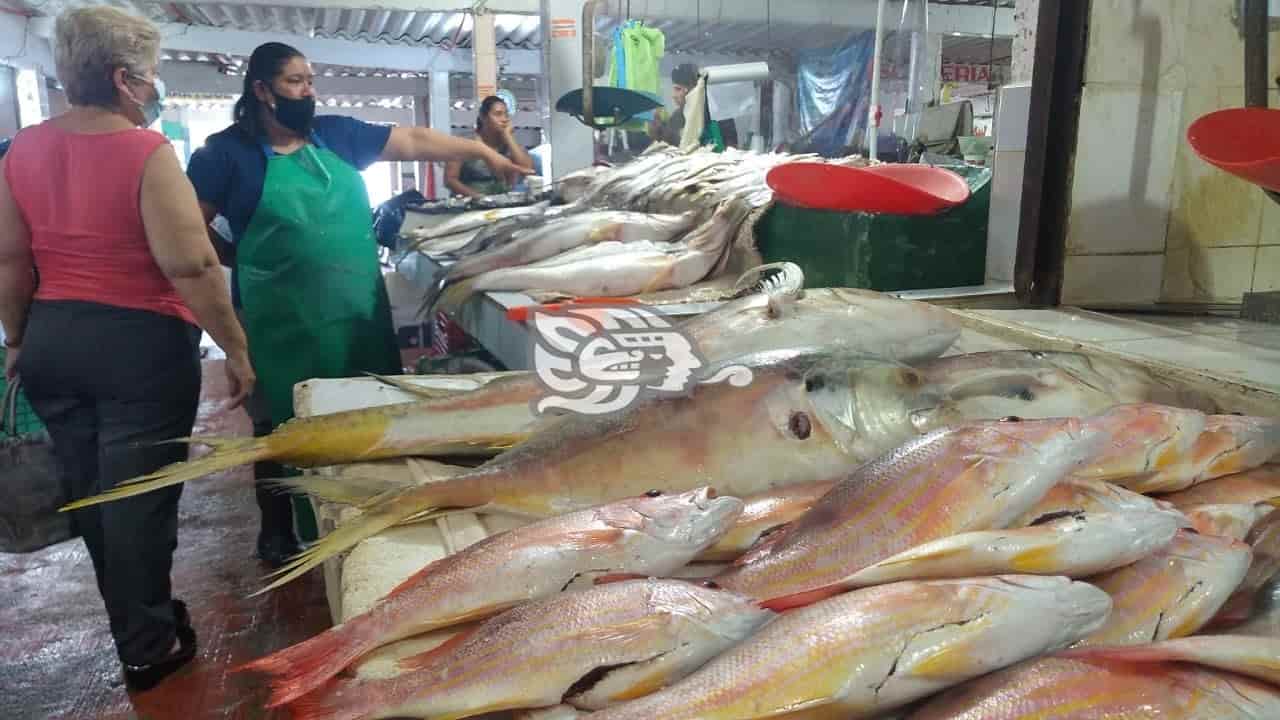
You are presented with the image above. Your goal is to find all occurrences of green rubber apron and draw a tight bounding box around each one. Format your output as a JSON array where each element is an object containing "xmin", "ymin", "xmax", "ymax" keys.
[{"xmin": 237, "ymin": 141, "xmax": 401, "ymax": 540}]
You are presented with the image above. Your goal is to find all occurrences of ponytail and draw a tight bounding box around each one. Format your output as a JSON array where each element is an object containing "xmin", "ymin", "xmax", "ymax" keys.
[{"xmin": 234, "ymin": 42, "xmax": 304, "ymax": 140}]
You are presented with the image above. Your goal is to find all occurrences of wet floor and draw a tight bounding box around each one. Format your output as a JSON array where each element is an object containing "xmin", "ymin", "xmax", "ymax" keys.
[{"xmin": 1, "ymin": 359, "xmax": 332, "ymax": 720}]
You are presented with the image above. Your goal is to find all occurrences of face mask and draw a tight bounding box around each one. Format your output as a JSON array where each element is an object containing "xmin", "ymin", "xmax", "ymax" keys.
[
  {"xmin": 271, "ymin": 91, "xmax": 316, "ymax": 136},
  {"xmin": 129, "ymin": 75, "xmax": 166, "ymax": 127}
]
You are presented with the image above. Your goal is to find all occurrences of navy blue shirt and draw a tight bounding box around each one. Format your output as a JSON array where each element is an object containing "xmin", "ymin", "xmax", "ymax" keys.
[{"xmin": 186, "ymin": 115, "xmax": 392, "ymax": 305}]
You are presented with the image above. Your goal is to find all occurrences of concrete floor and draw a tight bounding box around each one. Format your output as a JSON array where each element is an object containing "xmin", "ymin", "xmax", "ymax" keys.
[{"xmin": 0, "ymin": 359, "xmax": 332, "ymax": 720}]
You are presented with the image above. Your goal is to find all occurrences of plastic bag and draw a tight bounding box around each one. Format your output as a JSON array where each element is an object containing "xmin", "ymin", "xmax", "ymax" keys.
[{"xmin": 373, "ymin": 189, "xmax": 429, "ymax": 250}]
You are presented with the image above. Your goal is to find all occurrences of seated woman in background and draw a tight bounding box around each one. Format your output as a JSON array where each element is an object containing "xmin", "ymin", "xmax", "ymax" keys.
[
  {"xmin": 0, "ymin": 6, "xmax": 254, "ymax": 692},
  {"xmin": 446, "ymin": 95, "xmax": 535, "ymax": 197}
]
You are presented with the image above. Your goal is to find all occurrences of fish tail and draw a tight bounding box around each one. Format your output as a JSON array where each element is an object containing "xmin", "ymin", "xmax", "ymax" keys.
[
  {"xmin": 432, "ymin": 278, "xmax": 479, "ymax": 318},
  {"xmin": 416, "ymin": 274, "xmax": 451, "ymax": 321},
  {"xmin": 284, "ymin": 678, "xmax": 377, "ymax": 720},
  {"xmin": 259, "ymin": 475, "xmax": 404, "ymax": 507},
  {"xmin": 251, "ymin": 474, "xmax": 487, "ymax": 595},
  {"xmin": 240, "ymin": 618, "xmax": 379, "ymax": 708},
  {"xmin": 60, "ymin": 437, "xmax": 272, "ymax": 511}
]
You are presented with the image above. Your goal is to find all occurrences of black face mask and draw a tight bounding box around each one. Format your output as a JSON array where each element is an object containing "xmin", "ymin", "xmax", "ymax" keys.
[{"xmin": 271, "ymin": 91, "xmax": 316, "ymax": 136}]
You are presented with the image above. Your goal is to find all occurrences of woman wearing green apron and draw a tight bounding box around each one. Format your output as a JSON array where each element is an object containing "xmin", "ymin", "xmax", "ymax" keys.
[{"xmin": 187, "ymin": 42, "xmax": 528, "ymax": 567}]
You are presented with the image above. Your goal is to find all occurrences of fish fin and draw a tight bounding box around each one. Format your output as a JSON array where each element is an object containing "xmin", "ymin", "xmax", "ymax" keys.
[
  {"xmin": 1057, "ymin": 644, "xmax": 1192, "ymax": 665},
  {"xmin": 364, "ymin": 372, "xmax": 462, "ymax": 399},
  {"xmin": 250, "ymin": 485, "xmax": 447, "ymax": 596},
  {"xmin": 576, "ymin": 615, "xmax": 674, "ymax": 654},
  {"xmin": 396, "ymin": 625, "xmax": 482, "ymax": 673},
  {"xmin": 638, "ymin": 263, "xmax": 678, "ymax": 295},
  {"xmin": 594, "ymin": 573, "xmax": 649, "ymax": 586},
  {"xmin": 759, "ymin": 586, "xmax": 847, "ymax": 612},
  {"xmin": 61, "ymin": 438, "xmax": 272, "ymax": 510},
  {"xmin": 282, "ymin": 680, "xmax": 376, "ymax": 720},
  {"xmin": 560, "ymin": 529, "xmax": 627, "ymax": 551},
  {"xmin": 1007, "ymin": 544, "xmax": 1063, "ymax": 573},
  {"xmin": 1264, "ymin": 498, "xmax": 1280, "ymax": 509},
  {"xmin": 732, "ymin": 525, "xmax": 792, "ymax": 567},
  {"xmin": 871, "ymin": 544, "xmax": 968, "ymax": 569},
  {"xmin": 238, "ymin": 619, "xmax": 377, "ymax": 708},
  {"xmin": 261, "ymin": 476, "xmax": 407, "ymax": 506}
]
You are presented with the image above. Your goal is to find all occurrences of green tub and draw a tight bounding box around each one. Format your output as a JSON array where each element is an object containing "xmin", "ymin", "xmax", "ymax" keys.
[{"xmin": 755, "ymin": 164, "xmax": 992, "ymax": 292}]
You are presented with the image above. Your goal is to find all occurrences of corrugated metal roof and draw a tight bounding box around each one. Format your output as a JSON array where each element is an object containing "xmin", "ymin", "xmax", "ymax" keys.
[
  {"xmin": 168, "ymin": 5, "xmax": 542, "ymax": 48},
  {"xmin": 26, "ymin": 0, "xmax": 1008, "ymax": 67}
]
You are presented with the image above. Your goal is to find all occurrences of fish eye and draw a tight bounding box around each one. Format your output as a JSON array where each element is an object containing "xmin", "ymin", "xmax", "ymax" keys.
[
  {"xmin": 1000, "ymin": 416, "xmax": 1023, "ymax": 423},
  {"xmin": 789, "ymin": 412, "xmax": 812, "ymax": 439},
  {"xmin": 1031, "ymin": 351, "xmax": 1047, "ymax": 359},
  {"xmin": 701, "ymin": 580, "xmax": 720, "ymax": 589},
  {"xmin": 1013, "ymin": 388, "xmax": 1035, "ymax": 401},
  {"xmin": 805, "ymin": 375, "xmax": 825, "ymax": 392},
  {"xmin": 645, "ymin": 489, "xmax": 663, "ymax": 497}
]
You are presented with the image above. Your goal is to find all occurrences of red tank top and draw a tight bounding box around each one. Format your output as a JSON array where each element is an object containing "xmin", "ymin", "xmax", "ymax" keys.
[{"xmin": 5, "ymin": 121, "xmax": 197, "ymax": 326}]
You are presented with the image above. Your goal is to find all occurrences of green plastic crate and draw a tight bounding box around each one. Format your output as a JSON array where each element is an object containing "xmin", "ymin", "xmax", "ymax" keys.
[
  {"xmin": 0, "ymin": 348, "xmax": 45, "ymax": 437},
  {"xmin": 755, "ymin": 164, "xmax": 992, "ymax": 292}
]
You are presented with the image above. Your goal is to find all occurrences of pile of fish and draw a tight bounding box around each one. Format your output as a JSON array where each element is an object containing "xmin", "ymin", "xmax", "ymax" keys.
[
  {"xmin": 402, "ymin": 144, "xmax": 869, "ymax": 317},
  {"xmin": 233, "ymin": 399, "xmax": 1280, "ymax": 719},
  {"xmin": 60, "ymin": 277, "xmax": 1280, "ymax": 717}
]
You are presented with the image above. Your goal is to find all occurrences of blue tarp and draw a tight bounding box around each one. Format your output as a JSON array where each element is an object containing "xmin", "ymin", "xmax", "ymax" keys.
[{"xmin": 795, "ymin": 31, "xmax": 876, "ymax": 157}]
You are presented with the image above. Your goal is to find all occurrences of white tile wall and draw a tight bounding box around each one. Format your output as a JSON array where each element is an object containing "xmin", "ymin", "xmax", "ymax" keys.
[
  {"xmin": 1163, "ymin": 246, "xmax": 1260, "ymax": 302},
  {"xmin": 1256, "ymin": 246, "xmax": 1280, "ymax": 292},
  {"xmin": 1062, "ymin": 254, "xmax": 1165, "ymax": 306},
  {"xmin": 1066, "ymin": 85, "xmax": 1181, "ymax": 256},
  {"xmin": 1084, "ymin": 0, "xmax": 1190, "ymax": 90}
]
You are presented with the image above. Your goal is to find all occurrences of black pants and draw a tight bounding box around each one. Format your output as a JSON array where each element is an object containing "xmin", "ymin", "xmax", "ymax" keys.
[
  {"xmin": 18, "ymin": 300, "xmax": 201, "ymax": 667},
  {"xmin": 237, "ymin": 309, "xmax": 296, "ymax": 542}
]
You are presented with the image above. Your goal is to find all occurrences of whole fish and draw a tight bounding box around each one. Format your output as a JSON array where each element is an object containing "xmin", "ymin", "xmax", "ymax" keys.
[
  {"xmin": 1012, "ymin": 478, "xmax": 1187, "ymax": 527},
  {"xmin": 238, "ymin": 488, "xmax": 744, "ymax": 707},
  {"xmin": 711, "ymin": 415, "xmax": 1109, "ymax": 606},
  {"xmin": 284, "ymin": 578, "xmax": 774, "ymax": 720},
  {"xmin": 788, "ymin": 350, "xmax": 1221, "ymax": 463},
  {"xmin": 1078, "ymin": 407, "xmax": 1280, "ymax": 494},
  {"xmin": 436, "ymin": 199, "xmax": 751, "ymax": 307},
  {"xmin": 1062, "ymin": 635, "xmax": 1280, "ymax": 687},
  {"xmin": 696, "ymin": 481, "xmax": 835, "ymax": 563},
  {"xmin": 587, "ymin": 575, "xmax": 1112, "ymax": 720},
  {"xmin": 423, "ymin": 210, "xmax": 699, "ymax": 317},
  {"xmin": 251, "ymin": 347, "xmax": 900, "ymax": 592},
  {"xmin": 875, "ymin": 350, "xmax": 1221, "ymax": 431},
  {"xmin": 401, "ymin": 204, "xmax": 548, "ymax": 253},
  {"xmin": 61, "ymin": 287, "xmax": 962, "ymax": 513},
  {"xmin": 906, "ymin": 656, "xmax": 1280, "ymax": 719},
  {"xmin": 1076, "ymin": 529, "xmax": 1252, "ymax": 646},
  {"xmin": 811, "ymin": 511, "xmax": 1180, "ymax": 591}
]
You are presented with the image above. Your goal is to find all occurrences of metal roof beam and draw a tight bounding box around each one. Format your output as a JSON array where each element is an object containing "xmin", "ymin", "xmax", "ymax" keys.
[{"xmin": 155, "ymin": 22, "xmax": 542, "ymax": 73}]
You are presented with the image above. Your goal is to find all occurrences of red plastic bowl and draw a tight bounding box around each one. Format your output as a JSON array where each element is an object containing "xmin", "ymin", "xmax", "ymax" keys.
[
  {"xmin": 766, "ymin": 162, "xmax": 971, "ymax": 215},
  {"xmin": 1187, "ymin": 107, "xmax": 1280, "ymax": 193}
]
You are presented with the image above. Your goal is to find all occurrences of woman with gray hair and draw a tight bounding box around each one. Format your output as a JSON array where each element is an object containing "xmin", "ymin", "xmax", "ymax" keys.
[{"xmin": 0, "ymin": 6, "xmax": 254, "ymax": 691}]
